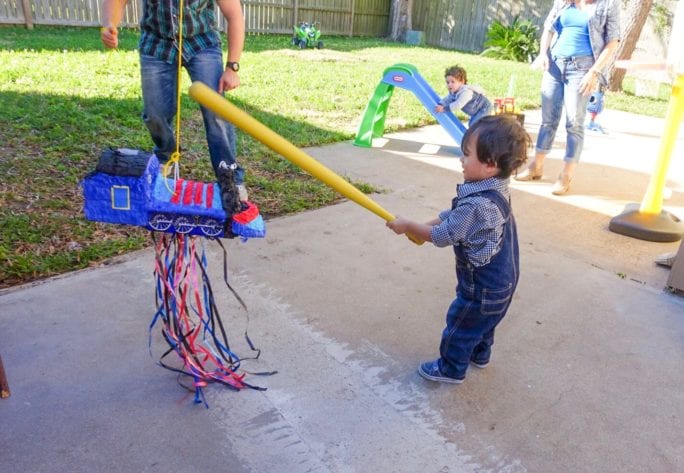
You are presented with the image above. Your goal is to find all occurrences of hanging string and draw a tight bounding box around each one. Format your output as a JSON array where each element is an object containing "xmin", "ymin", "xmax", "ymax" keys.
[
  {"xmin": 162, "ymin": 0, "xmax": 186, "ymax": 183},
  {"xmin": 150, "ymin": 233, "xmax": 276, "ymax": 407}
]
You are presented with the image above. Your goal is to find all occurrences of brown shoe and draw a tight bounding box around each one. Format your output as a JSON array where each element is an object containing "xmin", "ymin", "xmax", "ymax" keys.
[
  {"xmin": 515, "ymin": 161, "xmax": 543, "ymax": 181},
  {"xmin": 551, "ymin": 172, "xmax": 572, "ymax": 195}
]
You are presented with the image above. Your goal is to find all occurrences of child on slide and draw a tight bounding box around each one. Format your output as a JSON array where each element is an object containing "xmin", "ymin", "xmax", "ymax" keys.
[{"xmin": 435, "ymin": 65, "xmax": 493, "ymax": 126}]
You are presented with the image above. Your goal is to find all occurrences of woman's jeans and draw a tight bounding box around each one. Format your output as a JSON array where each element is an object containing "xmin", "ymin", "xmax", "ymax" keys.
[
  {"xmin": 536, "ymin": 54, "xmax": 594, "ymax": 164},
  {"xmin": 140, "ymin": 47, "xmax": 243, "ymax": 184}
]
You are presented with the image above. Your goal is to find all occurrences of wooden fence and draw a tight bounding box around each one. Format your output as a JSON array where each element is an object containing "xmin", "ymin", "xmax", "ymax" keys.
[
  {"xmin": 411, "ymin": 0, "xmax": 673, "ymax": 59},
  {"xmin": 412, "ymin": 0, "xmax": 553, "ymax": 53},
  {"xmin": 243, "ymin": 0, "xmax": 390, "ymax": 36},
  {"xmin": 0, "ymin": 0, "xmax": 389, "ymax": 36},
  {"xmin": 0, "ymin": 0, "xmax": 674, "ymax": 59}
]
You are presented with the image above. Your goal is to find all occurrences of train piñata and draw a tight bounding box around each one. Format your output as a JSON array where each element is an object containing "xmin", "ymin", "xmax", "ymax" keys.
[{"xmin": 82, "ymin": 148, "xmax": 265, "ymax": 239}]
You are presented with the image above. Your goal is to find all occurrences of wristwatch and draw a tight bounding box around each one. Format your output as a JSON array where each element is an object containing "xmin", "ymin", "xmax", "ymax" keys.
[{"xmin": 226, "ymin": 61, "xmax": 240, "ymax": 72}]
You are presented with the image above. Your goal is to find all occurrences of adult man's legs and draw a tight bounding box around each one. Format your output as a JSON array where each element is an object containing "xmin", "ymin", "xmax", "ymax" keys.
[
  {"xmin": 185, "ymin": 47, "xmax": 245, "ymax": 186},
  {"xmin": 140, "ymin": 54, "xmax": 178, "ymax": 163}
]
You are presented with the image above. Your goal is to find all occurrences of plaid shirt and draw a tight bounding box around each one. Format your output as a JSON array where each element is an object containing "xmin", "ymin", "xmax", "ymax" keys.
[
  {"xmin": 430, "ymin": 177, "xmax": 510, "ymax": 267},
  {"xmin": 139, "ymin": 0, "xmax": 222, "ymax": 63}
]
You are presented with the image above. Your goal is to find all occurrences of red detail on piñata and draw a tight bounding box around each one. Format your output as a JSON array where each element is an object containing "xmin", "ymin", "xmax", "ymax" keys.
[
  {"xmin": 170, "ymin": 179, "xmax": 185, "ymax": 204},
  {"xmin": 182, "ymin": 180, "xmax": 195, "ymax": 206},
  {"xmin": 193, "ymin": 182, "xmax": 204, "ymax": 206},
  {"xmin": 205, "ymin": 184, "xmax": 214, "ymax": 208},
  {"xmin": 232, "ymin": 201, "xmax": 260, "ymax": 224}
]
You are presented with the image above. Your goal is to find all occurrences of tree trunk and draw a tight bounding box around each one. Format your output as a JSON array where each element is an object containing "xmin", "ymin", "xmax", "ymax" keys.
[
  {"xmin": 388, "ymin": 0, "xmax": 413, "ymax": 42},
  {"xmin": 607, "ymin": 0, "xmax": 654, "ymax": 91}
]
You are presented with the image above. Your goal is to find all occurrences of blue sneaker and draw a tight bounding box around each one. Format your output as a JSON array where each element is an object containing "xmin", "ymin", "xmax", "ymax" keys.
[
  {"xmin": 418, "ymin": 359, "xmax": 464, "ymax": 384},
  {"xmin": 470, "ymin": 358, "xmax": 489, "ymax": 369}
]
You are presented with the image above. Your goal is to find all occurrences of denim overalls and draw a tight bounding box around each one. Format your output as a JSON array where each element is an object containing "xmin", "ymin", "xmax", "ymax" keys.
[
  {"xmin": 439, "ymin": 190, "xmax": 520, "ymax": 379},
  {"xmin": 462, "ymin": 91, "xmax": 493, "ymax": 127}
]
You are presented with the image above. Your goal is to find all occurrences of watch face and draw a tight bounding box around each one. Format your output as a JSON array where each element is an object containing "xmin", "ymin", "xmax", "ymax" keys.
[{"xmin": 228, "ymin": 62, "xmax": 239, "ymax": 72}]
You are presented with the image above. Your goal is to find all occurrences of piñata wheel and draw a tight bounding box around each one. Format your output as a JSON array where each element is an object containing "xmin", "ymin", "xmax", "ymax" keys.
[
  {"xmin": 149, "ymin": 213, "xmax": 173, "ymax": 232},
  {"xmin": 199, "ymin": 217, "xmax": 223, "ymax": 237},
  {"xmin": 173, "ymin": 216, "xmax": 194, "ymax": 234}
]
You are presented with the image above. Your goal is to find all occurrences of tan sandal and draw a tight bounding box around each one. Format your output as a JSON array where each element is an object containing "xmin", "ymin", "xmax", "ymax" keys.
[
  {"xmin": 551, "ymin": 172, "xmax": 572, "ymax": 195},
  {"xmin": 515, "ymin": 161, "xmax": 543, "ymax": 181}
]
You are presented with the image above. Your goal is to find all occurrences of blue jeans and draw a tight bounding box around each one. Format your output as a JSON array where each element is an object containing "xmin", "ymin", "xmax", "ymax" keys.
[
  {"xmin": 536, "ymin": 54, "xmax": 593, "ymax": 164},
  {"xmin": 140, "ymin": 47, "xmax": 243, "ymax": 184}
]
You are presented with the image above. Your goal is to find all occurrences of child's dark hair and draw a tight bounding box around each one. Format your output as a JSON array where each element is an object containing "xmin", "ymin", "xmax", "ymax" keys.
[
  {"xmin": 445, "ymin": 65, "xmax": 467, "ymax": 84},
  {"xmin": 461, "ymin": 115, "xmax": 530, "ymax": 179}
]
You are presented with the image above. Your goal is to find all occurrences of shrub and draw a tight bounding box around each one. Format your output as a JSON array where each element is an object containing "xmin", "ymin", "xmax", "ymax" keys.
[{"xmin": 481, "ymin": 16, "xmax": 540, "ymax": 63}]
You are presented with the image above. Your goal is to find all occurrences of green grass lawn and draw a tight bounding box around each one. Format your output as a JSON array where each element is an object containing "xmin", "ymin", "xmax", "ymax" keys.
[{"xmin": 0, "ymin": 26, "xmax": 671, "ymax": 288}]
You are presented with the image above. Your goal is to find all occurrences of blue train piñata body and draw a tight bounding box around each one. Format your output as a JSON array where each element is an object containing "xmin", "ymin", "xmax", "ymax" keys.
[{"xmin": 82, "ymin": 149, "xmax": 265, "ymax": 239}]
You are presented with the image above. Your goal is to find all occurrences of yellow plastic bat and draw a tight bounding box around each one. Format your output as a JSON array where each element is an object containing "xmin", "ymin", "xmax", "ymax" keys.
[{"xmin": 189, "ymin": 81, "xmax": 423, "ymax": 245}]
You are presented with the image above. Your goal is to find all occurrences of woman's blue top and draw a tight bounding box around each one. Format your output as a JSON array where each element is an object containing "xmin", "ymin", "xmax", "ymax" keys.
[
  {"xmin": 543, "ymin": 0, "xmax": 621, "ymax": 65},
  {"xmin": 552, "ymin": 5, "xmax": 593, "ymax": 57}
]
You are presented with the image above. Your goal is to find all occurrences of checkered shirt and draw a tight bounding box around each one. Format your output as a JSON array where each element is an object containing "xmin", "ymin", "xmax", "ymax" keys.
[
  {"xmin": 139, "ymin": 0, "xmax": 222, "ymax": 64},
  {"xmin": 430, "ymin": 177, "xmax": 510, "ymax": 267}
]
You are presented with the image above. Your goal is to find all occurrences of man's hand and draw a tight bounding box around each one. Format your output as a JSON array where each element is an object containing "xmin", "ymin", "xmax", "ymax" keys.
[
  {"xmin": 435, "ymin": 104, "xmax": 445, "ymax": 113},
  {"xmin": 101, "ymin": 26, "xmax": 119, "ymax": 49},
  {"xmin": 218, "ymin": 69, "xmax": 240, "ymax": 94},
  {"xmin": 217, "ymin": 0, "xmax": 245, "ymax": 94}
]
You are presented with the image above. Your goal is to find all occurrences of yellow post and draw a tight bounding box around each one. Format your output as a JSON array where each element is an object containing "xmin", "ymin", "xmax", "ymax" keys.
[
  {"xmin": 609, "ymin": 73, "xmax": 684, "ymax": 242},
  {"xmin": 639, "ymin": 73, "xmax": 684, "ymax": 214},
  {"xmin": 189, "ymin": 82, "xmax": 423, "ymax": 244}
]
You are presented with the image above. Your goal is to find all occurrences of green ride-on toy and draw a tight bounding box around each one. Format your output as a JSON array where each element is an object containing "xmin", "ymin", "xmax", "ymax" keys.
[{"xmin": 291, "ymin": 22, "xmax": 323, "ymax": 49}]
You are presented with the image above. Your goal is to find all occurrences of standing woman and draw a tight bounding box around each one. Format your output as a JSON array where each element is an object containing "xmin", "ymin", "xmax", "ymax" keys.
[{"xmin": 516, "ymin": 0, "xmax": 620, "ymax": 195}]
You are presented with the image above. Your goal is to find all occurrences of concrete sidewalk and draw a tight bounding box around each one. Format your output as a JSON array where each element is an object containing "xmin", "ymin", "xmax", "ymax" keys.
[{"xmin": 1, "ymin": 110, "xmax": 683, "ymax": 473}]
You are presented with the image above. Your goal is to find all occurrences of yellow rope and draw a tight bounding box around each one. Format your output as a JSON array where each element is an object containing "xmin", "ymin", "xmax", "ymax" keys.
[{"xmin": 163, "ymin": 0, "xmax": 185, "ymax": 184}]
